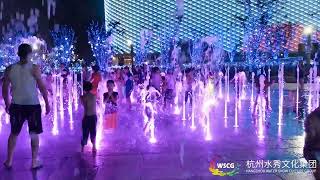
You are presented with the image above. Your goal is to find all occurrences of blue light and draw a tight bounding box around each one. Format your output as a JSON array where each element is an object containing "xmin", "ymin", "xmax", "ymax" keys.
[
  {"xmin": 87, "ymin": 22, "xmax": 114, "ymax": 71},
  {"xmin": 51, "ymin": 26, "xmax": 75, "ymax": 69}
]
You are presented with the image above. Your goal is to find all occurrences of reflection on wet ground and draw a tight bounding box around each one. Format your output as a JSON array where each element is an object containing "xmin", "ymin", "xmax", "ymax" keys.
[{"xmin": 0, "ymin": 90, "xmax": 315, "ymax": 180}]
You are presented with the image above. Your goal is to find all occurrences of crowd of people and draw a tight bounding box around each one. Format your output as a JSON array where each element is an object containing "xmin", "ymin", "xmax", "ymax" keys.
[{"xmin": 2, "ymin": 44, "xmax": 320, "ymax": 178}]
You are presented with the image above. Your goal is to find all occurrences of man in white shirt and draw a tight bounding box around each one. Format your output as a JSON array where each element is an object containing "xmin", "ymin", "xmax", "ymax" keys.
[{"xmin": 2, "ymin": 44, "xmax": 50, "ymax": 170}]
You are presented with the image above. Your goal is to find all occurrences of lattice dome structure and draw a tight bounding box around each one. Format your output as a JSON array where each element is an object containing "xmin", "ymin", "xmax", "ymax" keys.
[{"xmin": 104, "ymin": 0, "xmax": 320, "ymax": 53}]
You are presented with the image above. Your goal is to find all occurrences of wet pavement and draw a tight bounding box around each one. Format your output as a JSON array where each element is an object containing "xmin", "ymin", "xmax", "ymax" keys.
[{"xmin": 0, "ymin": 89, "xmax": 316, "ymax": 180}]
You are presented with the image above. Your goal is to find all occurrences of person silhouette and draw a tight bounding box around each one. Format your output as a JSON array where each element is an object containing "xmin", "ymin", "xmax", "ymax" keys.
[{"xmin": 2, "ymin": 44, "xmax": 50, "ymax": 170}]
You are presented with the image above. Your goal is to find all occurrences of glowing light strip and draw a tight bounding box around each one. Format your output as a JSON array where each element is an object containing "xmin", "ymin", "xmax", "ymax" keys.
[{"xmin": 278, "ymin": 64, "xmax": 284, "ymax": 126}]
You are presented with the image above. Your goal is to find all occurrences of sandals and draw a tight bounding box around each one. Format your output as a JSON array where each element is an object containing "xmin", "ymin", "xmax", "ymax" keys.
[
  {"xmin": 4, "ymin": 161, "xmax": 43, "ymax": 170},
  {"xmin": 31, "ymin": 161, "xmax": 43, "ymax": 170},
  {"xmin": 3, "ymin": 162, "xmax": 12, "ymax": 170}
]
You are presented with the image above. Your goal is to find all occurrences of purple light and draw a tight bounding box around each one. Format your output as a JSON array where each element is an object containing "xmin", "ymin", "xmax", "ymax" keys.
[
  {"xmin": 227, "ymin": 67, "xmax": 230, "ymax": 102},
  {"xmin": 267, "ymin": 67, "xmax": 271, "ymax": 110},
  {"xmin": 250, "ymin": 72, "xmax": 255, "ymax": 112},
  {"xmin": 307, "ymin": 67, "xmax": 313, "ymax": 114},
  {"xmin": 73, "ymin": 72, "xmax": 79, "ymax": 111},
  {"xmin": 59, "ymin": 75, "xmax": 64, "ymax": 126},
  {"xmin": 191, "ymin": 96, "xmax": 196, "ymax": 130},
  {"xmin": 257, "ymin": 95, "xmax": 266, "ymax": 139},
  {"xmin": 202, "ymin": 86, "xmax": 214, "ymax": 140},
  {"xmin": 67, "ymin": 75, "xmax": 74, "ymax": 131},
  {"xmin": 143, "ymin": 101, "xmax": 157, "ymax": 144},
  {"xmin": 234, "ymin": 71, "xmax": 239, "ymax": 128},
  {"xmin": 205, "ymin": 115, "xmax": 212, "ymax": 141},
  {"xmin": 52, "ymin": 73, "xmax": 59, "ymax": 135},
  {"xmin": 278, "ymin": 63, "xmax": 284, "ymax": 126},
  {"xmin": 204, "ymin": 110, "xmax": 212, "ymax": 141},
  {"xmin": 174, "ymin": 105, "xmax": 181, "ymax": 115},
  {"xmin": 218, "ymin": 71, "xmax": 223, "ymax": 98},
  {"xmin": 224, "ymin": 72, "xmax": 228, "ymax": 120}
]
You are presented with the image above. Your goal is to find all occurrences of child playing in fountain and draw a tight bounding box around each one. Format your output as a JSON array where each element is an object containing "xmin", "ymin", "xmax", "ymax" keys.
[
  {"xmin": 124, "ymin": 66, "xmax": 134, "ymax": 109},
  {"xmin": 164, "ymin": 69, "xmax": 175, "ymax": 110},
  {"xmin": 90, "ymin": 65, "xmax": 102, "ymax": 96},
  {"xmin": 104, "ymin": 80, "xmax": 118, "ymax": 130},
  {"xmin": 80, "ymin": 81, "xmax": 97, "ymax": 152},
  {"xmin": 150, "ymin": 67, "xmax": 161, "ymax": 91},
  {"xmin": 185, "ymin": 68, "xmax": 194, "ymax": 106},
  {"xmin": 252, "ymin": 74, "xmax": 273, "ymax": 122},
  {"xmin": 143, "ymin": 85, "xmax": 161, "ymax": 133}
]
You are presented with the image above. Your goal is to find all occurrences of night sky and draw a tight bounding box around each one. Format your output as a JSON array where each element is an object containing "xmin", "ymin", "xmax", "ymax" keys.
[{"xmin": 1, "ymin": 0, "xmax": 105, "ymax": 60}]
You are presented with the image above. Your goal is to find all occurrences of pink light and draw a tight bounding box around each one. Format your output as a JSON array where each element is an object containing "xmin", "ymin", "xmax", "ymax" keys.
[
  {"xmin": 307, "ymin": 68, "xmax": 313, "ymax": 114},
  {"xmin": 182, "ymin": 95, "xmax": 186, "ymax": 121},
  {"xmin": 174, "ymin": 79, "xmax": 183, "ymax": 115},
  {"xmin": 267, "ymin": 68, "xmax": 271, "ymax": 109},
  {"xmin": 39, "ymin": 94, "xmax": 46, "ymax": 117},
  {"xmin": 224, "ymin": 72, "xmax": 228, "ymax": 121},
  {"xmin": 68, "ymin": 99, "xmax": 73, "ymax": 131},
  {"xmin": 239, "ymin": 72, "xmax": 247, "ymax": 100},
  {"xmin": 174, "ymin": 105, "xmax": 181, "ymax": 115},
  {"xmin": 202, "ymin": 98, "xmax": 213, "ymax": 140},
  {"xmin": 234, "ymin": 74, "xmax": 239, "ymax": 128},
  {"xmin": 59, "ymin": 76, "xmax": 64, "ymax": 126},
  {"xmin": 313, "ymin": 65, "xmax": 318, "ymax": 111},
  {"xmin": 80, "ymin": 71, "xmax": 83, "ymax": 95},
  {"xmin": 250, "ymin": 72, "xmax": 255, "ymax": 112},
  {"xmin": 278, "ymin": 64, "xmax": 284, "ymax": 126},
  {"xmin": 278, "ymin": 124, "xmax": 282, "ymax": 137},
  {"xmin": 52, "ymin": 73, "xmax": 59, "ymax": 135},
  {"xmin": 205, "ymin": 133, "xmax": 212, "ymax": 141},
  {"xmin": 204, "ymin": 113, "xmax": 212, "ymax": 141},
  {"xmin": 68, "ymin": 75, "xmax": 73, "ymax": 131},
  {"xmin": 205, "ymin": 112, "xmax": 212, "ymax": 141},
  {"xmin": 130, "ymin": 87, "xmax": 136, "ymax": 103},
  {"xmin": 149, "ymin": 136, "xmax": 157, "ymax": 143},
  {"xmin": 257, "ymin": 95, "xmax": 265, "ymax": 139},
  {"xmin": 95, "ymin": 79, "xmax": 107, "ymax": 150},
  {"xmin": 143, "ymin": 102, "xmax": 157, "ymax": 143},
  {"xmin": 191, "ymin": 102, "xmax": 196, "ymax": 130},
  {"xmin": 296, "ymin": 65, "xmax": 299, "ymax": 118},
  {"xmin": 257, "ymin": 74, "xmax": 268, "ymax": 139},
  {"xmin": 218, "ymin": 71, "xmax": 223, "ymax": 98},
  {"xmin": 73, "ymin": 72, "xmax": 79, "ymax": 111},
  {"xmin": 227, "ymin": 67, "xmax": 230, "ymax": 102},
  {"xmin": 182, "ymin": 74, "xmax": 187, "ymax": 122},
  {"xmin": 94, "ymin": 104, "xmax": 104, "ymax": 150},
  {"xmin": 149, "ymin": 118, "xmax": 156, "ymax": 143}
]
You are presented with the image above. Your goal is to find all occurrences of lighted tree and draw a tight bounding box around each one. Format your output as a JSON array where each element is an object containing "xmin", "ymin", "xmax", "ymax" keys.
[
  {"xmin": 234, "ymin": 0, "xmax": 290, "ymax": 67},
  {"xmin": 88, "ymin": 21, "xmax": 123, "ymax": 71},
  {"xmin": 0, "ymin": 21, "xmax": 30, "ymax": 67},
  {"xmin": 135, "ymin": 29, "xmax": 153, "ymax": 66},
  {"xmin": 51, "ymin": 26, "xmax": 75, "ymax": 69}
]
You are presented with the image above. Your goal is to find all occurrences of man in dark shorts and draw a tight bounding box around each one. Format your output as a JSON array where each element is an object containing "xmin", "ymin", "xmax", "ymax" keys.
[{"xmin": 2, "ymin": 44, "xmax": 50, "ymax": 169}]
